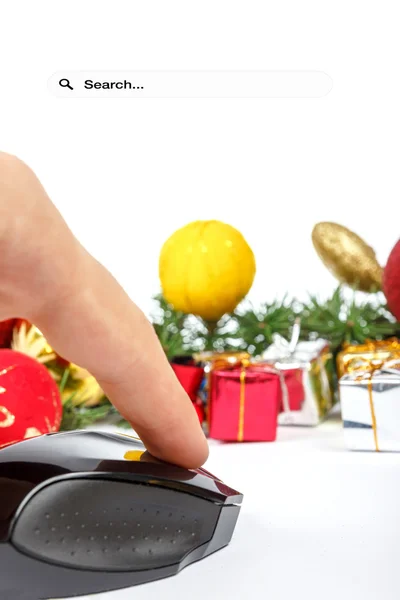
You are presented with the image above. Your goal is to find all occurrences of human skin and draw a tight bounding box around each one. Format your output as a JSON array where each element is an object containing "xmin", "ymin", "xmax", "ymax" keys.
[{"xmin": 0, "ymin": 151, "xmax": 209, "ymax": 468}]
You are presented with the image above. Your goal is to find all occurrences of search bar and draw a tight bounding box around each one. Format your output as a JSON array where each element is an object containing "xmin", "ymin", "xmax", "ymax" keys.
[{"xmin": 48, "ymin": 71, "xmax": 332, "ymax": 98}]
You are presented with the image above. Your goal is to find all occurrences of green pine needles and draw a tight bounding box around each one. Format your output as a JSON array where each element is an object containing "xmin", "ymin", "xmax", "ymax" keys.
[{"xmin": 152, "ymin": 287, "xmax": 400, "ymax": 357}]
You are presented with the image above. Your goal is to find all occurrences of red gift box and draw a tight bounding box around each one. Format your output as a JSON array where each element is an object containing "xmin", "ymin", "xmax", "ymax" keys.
[
  {"xmin": 171, "ymin": 358, "xmax": 205, "ymax": 424},
  {"xmin": 171, "ymin": 360, "xmax": 204, "ymax": 402},
  {"xmin": 279, "ymin": 367, "xmax": 305, "ymax": 412},
  {"xmin": 209, "ymin": 364, "xmax": 282, "ymax": 442},
  {"xmin": 193, "ymin": 402, "xmax": 205, "ymax": 424},
  {"xmin": 257, "ymin": 362, "xmax": 305, "ymax": 413}
]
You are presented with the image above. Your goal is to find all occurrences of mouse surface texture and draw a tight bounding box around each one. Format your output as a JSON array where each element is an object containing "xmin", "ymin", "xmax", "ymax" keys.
[{"xmin": 0, "ymin": 430, "xmax": 242, "ymax": 599}]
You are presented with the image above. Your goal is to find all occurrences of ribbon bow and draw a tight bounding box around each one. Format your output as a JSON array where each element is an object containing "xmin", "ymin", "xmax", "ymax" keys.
[
  {"xmin": 347, "ymin": 357, "xmax": 400, "ymax": 377},
  {"xmin": 339, "ymin": 338, "xmax": 400, "ymax": 378},
  {"xmin": 262, "ymin": 319, "xmax": 332, "ymax": 415},
  {"xmin": 345, "ymin": 357, "xmax": 400, "ymax": 451},
  {"xmin": 264, "ymin": 318, "xmax": 302, "ymax": 360},
  {"xmin": 342, "ymin": 338, "xmax": 400, "ymax": 354}
]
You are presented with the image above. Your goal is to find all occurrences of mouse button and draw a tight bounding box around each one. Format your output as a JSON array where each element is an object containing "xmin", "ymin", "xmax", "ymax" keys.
[
  {"xmin": 93, "ymin": 461, "xmax": 231, "ymax": 502},
  {"xmin": 0, "ymin": 431, "xmax": 144, "ymax": 467},
  {"xmin": 11, "ymin": 478, "xmax": 220, "ymax": 572},
  {"xmin": 95, "ymin": 459, "xmax": 197, "ymax": 482}
]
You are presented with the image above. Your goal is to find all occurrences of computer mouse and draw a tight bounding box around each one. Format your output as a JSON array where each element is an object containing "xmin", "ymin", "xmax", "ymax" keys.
[{"xmin": 0, "ymin": 430, "xmax": 243, "ymax": 599}]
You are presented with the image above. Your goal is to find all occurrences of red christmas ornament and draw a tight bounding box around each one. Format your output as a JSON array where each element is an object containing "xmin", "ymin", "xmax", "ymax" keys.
[
  {"xmin": 383, "ymin": 239, "xmax": 400, "ymax": 320},
  {"xmin": 0, "ymin": 318, "xmax": 27, "ymax": 348},
  {"xmin": 0, "ymin": 349, "xmax": 62, "ymax": 448}
]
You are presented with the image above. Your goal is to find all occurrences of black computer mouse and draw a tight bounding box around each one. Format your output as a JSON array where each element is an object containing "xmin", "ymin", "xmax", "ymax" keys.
[{"xmin": 0, "ymin": 430, "xmax": 242, "ymax": 599}]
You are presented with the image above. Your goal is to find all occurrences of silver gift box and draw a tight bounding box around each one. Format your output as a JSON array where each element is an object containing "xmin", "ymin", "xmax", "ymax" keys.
[
  {"xmin": 340, "ymin": 369, "xmax": 400, "ymax": 452},
  {"xmin": 261, "ymin": 337, "xmax": 337, "ymax": 426}
]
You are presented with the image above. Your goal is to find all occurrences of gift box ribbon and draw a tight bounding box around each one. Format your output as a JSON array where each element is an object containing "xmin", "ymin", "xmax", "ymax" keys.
[
  {"xmin": 346, "ymin": 356, "xmax": 400, "ymax": 451},
  {"xmin": 339, "ymin": 338, "xmax": 400, "ymax": 377},
  {"xmin": 210, "ymin": 356, "xmax": 290, "ymax": 442}
]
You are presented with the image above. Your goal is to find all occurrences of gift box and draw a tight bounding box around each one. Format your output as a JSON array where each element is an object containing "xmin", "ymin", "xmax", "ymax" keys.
[
  {"xmin": 208, "ymin": 359, "xmax": 284, "ymax": 442},
  {"xmin": 171, "ymin": 356, "xmax": 204, "ymax": 402},
  {"xmin": 171, "ymin": 356, "xmax": 205, "ymax": 424},
  {"xmin": 261, "ymin": 328, "xmax": 337, "ymax": 426},
  {"xmin": 340, "ymin": 358, "xmax": 400, "ymax": 452},
  {"xmin": 337, "ymin": 339, "xmax": 400, "ymax": 379},
  {"xmin": 193, "ymin": 352, "xmax": 251, "ymax": 431}
]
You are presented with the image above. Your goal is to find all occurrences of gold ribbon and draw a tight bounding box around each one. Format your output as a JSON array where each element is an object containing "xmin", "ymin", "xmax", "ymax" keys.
[
  {"xmin": 338, "ymin": 338, "xmax": 400, "ymax": 378},
  {"xmin": 346, "ymin": 356, "xmax": 400, "ymax": 451},
  {"xmin": 341, "ymin": 339, "xmax": 400, "ymax": 354},
  {"xmin": 238, "ymin": 368, "xmax": 247, "ymax": 442},
  {"xmin": 213, "ymin": 356, "xmax": 251, "ymax": 442}
]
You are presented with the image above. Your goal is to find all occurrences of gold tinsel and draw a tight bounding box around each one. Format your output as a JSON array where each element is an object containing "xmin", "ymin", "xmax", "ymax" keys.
[
  {"xmin": 63, "ymin": 364, "xmax": 105, "ymax": 407},
  {"xmin": 312, "ymin": 222, "xmax": 382, "ymax": 292},
  {"xmin": 11, "ymin": 323, "xmax": 105, "ymax": 408},
  {"xmin": 11, "ymin": 322, "xmax": 56, "ymax": 363}
]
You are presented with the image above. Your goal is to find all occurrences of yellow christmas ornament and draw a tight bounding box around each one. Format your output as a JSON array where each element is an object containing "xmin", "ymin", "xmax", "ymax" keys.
[
  {"xmin": 312, "ymin": 222, "xmax": 383, "ymax": 292},
  {"xmin": 159, "ymin": 220, "xmax": 256, "ymax": 321}
]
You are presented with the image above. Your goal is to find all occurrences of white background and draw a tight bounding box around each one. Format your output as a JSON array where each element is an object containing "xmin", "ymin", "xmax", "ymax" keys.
[{"xmin": 1, "ymin": 0, "xmax": 399, "ymax": 317}]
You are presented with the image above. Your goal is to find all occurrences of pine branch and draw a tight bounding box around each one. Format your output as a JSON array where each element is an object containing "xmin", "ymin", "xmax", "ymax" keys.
[
  {"xmin": 232, "ymin": 298, "xmax": 297, "ymax": 356},
  {"xmin": 300, "ymin": 287, "xmax": 400, "ymax": 350},
  {"xmin": 58, "ymin": 368, "xmax": 113, "ymax": 430},
  {"xmin": 151, "ymin": 294, "xmax": 189, "ymax": 358},
  {"xmin": 151, "ymin": 294, "xmax": 237, "ymax": 355},
  {"xmin": 151, "ymin": 289, "xmax": 400, "ymax": 360},
  {"xmin": 116, "ymin": 418, "xmax": 133, "ymax": 429},
  {"xmin": 60, "ymin": 400, "xmax": 113, "ymax": 430}
]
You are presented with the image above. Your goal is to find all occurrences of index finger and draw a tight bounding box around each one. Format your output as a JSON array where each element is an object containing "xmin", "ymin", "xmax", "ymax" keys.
[
  {"xmin": 34, "ymin": 249, "xmax": 209, "ymax": 469},
  {"xmin": 0, "ymin": 153, "xmax": 209, "ymax": 468}
]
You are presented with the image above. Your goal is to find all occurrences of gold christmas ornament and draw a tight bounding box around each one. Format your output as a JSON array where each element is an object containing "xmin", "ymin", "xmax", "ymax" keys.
[
  {"xmin": 159, "ymin": 220, "xmax": 256, "ymax": 321},
  {"xmin": 312, "ymin": 222, "xmax": 382, "ymax": 292}
]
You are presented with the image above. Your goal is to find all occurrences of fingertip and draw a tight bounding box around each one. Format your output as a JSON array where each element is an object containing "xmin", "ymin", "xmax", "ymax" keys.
[
  {"xmin": 140, "ymin": 425, "xmax": 209, "ymax": 470},
  {"xmin": 183, "ymin": 433, "xmax": 210, "ymax": 469}
]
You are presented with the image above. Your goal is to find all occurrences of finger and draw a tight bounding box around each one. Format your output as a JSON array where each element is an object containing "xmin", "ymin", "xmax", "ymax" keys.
[
  {"xmin": 0, "ymin": 152, "xmax": 209, "ymax": 468},
  {"xmin": 34, "ymin": 254, "xmax": 209, "ymax": 469}
]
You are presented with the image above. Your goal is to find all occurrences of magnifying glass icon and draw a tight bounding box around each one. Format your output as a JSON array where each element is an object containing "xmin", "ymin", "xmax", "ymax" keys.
[{"xmin": 59, "ymin": 78, "xmax": 73, "ymax": 91}]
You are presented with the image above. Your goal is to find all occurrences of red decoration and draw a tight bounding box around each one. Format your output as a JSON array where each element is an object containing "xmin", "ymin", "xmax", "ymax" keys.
[
  {"xmin": 209, "ymin": 365, "xmax": 281, "ymax": 442},
  {"xmin": 171, "ymin": 358, "xmax": 204, "ymax": 402},
  {"xmin": 0, "ymin": 349, "xmax": 62, "ymax": 447},
  {"xmin": 279, "ymin": 368, "xmax": 304, "ymax": 412},
  {"xmin": 383, "ymin": 239, "xmax": 400, "ymax": 320},
  {"xmin": 0, "ymin": 318, "xmax": 27, "ymax": 348},
  {"xmin": 193, "ymin": 402, "xmax": 205, "ymax": 424}
]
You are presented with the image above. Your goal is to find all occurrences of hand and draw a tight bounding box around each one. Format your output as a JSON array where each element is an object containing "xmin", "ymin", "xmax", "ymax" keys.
[{"xmin": 0, "ymin": 152, "xmax": 209, "ymax": 468}]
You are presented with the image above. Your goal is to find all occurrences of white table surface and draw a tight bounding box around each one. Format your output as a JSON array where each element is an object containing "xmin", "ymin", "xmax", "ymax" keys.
[{"xmin": 70, "ymin": 409, "xmax": 400, "ymax": 600}]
